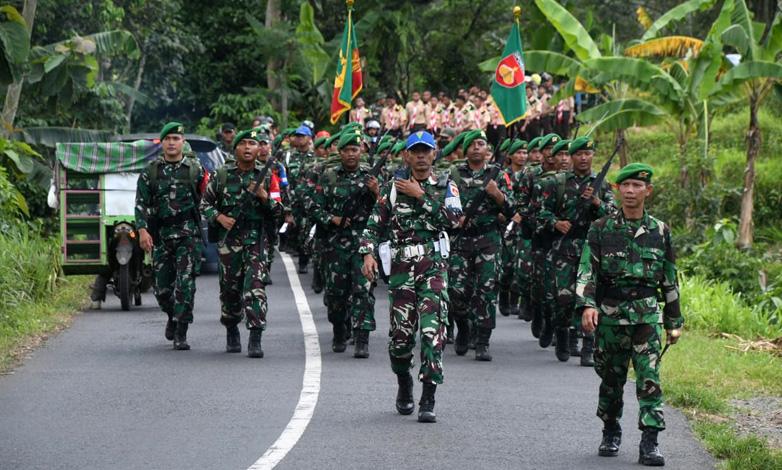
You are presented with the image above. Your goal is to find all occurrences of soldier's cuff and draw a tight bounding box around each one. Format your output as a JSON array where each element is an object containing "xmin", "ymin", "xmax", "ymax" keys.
[
  {"xmin": 135, "ymin": 219, "xmax": 147, "ymax": 230},
  {"xmin": 358, "ymin": 242, "xmax": 374, "ymax": 255}
]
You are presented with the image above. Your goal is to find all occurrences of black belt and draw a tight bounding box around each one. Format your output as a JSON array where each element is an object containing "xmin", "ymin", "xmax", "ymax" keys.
[
  {"xmin": 603, "ymin": 286, "xmax": 658, "ymax": 301},
  {"xmin": 460, "ymin": 225, "xmax": 498, "ymax": 237}
]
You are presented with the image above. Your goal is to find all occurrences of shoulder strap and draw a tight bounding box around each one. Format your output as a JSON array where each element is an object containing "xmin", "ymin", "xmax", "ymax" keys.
[
  {"xmin": 148, "ymin": 160, "xmax": 162, "ymax": 195},
  {"xmin": 436, "ymin": 172, "xmax": 449, "ymax": 188}
]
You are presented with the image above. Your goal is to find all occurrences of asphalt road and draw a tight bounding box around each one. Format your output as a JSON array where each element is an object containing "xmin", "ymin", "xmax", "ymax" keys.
[{"xmin": 0, "ymin": 254, "xmax": 714, "ymax": 470}]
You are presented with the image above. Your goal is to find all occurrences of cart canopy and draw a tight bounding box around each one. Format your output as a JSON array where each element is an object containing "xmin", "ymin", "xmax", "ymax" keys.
[{"xmin": 56, "ymin": 140, "xmax": 160, "ymax": 174}]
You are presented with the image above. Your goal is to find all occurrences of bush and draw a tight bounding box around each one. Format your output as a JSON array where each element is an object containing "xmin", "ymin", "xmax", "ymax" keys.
[{"xmin": 0, "ymin": 227, "xmax": 60, "ymax": 320}]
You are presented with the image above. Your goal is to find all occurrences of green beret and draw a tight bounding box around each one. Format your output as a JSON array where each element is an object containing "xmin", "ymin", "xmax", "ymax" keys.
[
  {"xmin": 313, "ymin": 137, "xmax": 327, "ymax": 149},
  {"xmin": 391, "ymin": 141, "xmax": 407, "ymax": 156},
  {"xmin": 568, "ymin": 136, "xmax": 595, "ymax": 155},
  {"xmin": 615, "ymin": 163, "xmax": 654, "ymax": 184},
  {"xmin": 462, "ymin": 129, "xmax": 488, "ymax": 154},
  {"xmin": 538, "ymin": 133, "xmax": 562, "ymax": 150},
  {"xmin": 552, "ymin": 139, "xmax": 571, "ymax": 156},
  {"xmin": 160, "ymin": 121, "xmax": 185, "ymax": 140},
  {"xmin": 324, "ymin": 132, "xmax": 342, "ymax": 149},
  {"xmin": 337, "ymin": 131, "xmax": 362, "ymax": 150},
  {"xmin": 499, "ymin": 138, "xmax": 512, "ymax": 153},
  {"xmin": 528, "ymin": 136, "xmax": 542, "ymax": 151},
  {"xmin": 508, "ymin": 139, "xmax": 527, "ymax": 155},
  {"xmin": 376, "ymin": 138, "xmax": 396, "ymax": 154},
  {"xmin": 281, "ymin": 127, "xmax": 297, "ymax": 137},
  {"xmin": 442, "ymin": 132, "xmax": 467, "ymax": 158},
  {"xmin": 232, "ymin": 128, "xmax": 261, "ymax": 149},
  {"xmin": 252, "ymin": 127, "xmax": 271, "ymax": 143},
  {"xmin": 342, "ymin": 122, "xmax": 363, "ymax": 132}
]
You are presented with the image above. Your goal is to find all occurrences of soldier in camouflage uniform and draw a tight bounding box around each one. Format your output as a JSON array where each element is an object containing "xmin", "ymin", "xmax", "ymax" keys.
[
  {"xmin": 200, "ymin": 129, "xmax": 284, "ymax": 358},
  {"xmin": 312, "ymin": 132, "xmax": 379, "ymax": 357},
  {"xmin": 255, "ymin": 130, "xmax": 288, "ymax": 286},
  {"xmin": 498, "ymin": 139, "xmax": 527, "ymax": 317},
  {"xmin": 538, "ymin": 137, "xmax": 616, "ymax": 365},
  {"xmin": 285, "ymin": 126, "xmax": 314, "ymax": 273},
  {"xmin": 448, "ymin": 130, "xmax": 514, "ymax": 361},
  {"xmin": 577, "ymin": 163, "xmax": 683, "ymax": 466},
  {"xmin": 360, "ymin": 131, "xmax": 462, "ymax": 423},
  {"xmin": 135, "ymin": 122, "xmax": 206, "ymax": 350}
]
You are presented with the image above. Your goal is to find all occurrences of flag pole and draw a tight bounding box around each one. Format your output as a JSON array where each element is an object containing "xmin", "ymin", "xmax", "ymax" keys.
[{"xmin": 509, "ymin": 5, "xmax": 522, "ymax": 142}]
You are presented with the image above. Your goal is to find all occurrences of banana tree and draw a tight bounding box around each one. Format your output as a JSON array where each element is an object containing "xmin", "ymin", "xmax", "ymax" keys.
[{"xmin": 709, "ymin": 0, "xmax": 782, "ymax": 248}]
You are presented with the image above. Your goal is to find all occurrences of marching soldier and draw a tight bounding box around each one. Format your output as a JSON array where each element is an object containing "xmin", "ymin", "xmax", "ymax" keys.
[
  {"xmin": 200, "ymin": 129, "xmax": 284, "ymax": 358},
  {"xmin": 498, "ymin": 139, "xmax": 527, "ymax": 317},
  {"xmin": 135, "ymin": 122, "xmax": 206, "ymax": 350},
  {"xmin": 577, "ymin": 163, "xmax": 683, "ymax": 466},
  {"xmin": 448, "ymin": 130, "xmax": 514, "ymax": 361},
  {"xmin": 312, "ymin": 132, "xmax": 379, "ymax": 357},
  {"xmin": 360, "ymin": 131, "xmax": 462, "ymax": 422}
]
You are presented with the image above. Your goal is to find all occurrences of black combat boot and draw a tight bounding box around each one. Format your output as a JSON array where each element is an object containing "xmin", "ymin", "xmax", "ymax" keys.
[
  {"xmin": 555, "ymin": 328, "xmax": 570, "ymax": 362},
  {"xmin": 247, "ymin": 329, "xmax": 264, "ymax": 358},
  {"xmin": 539, "ymin": 316, "xmax": 554, "ymax": 348},
  {"xmin": 311, "ymin": 269, "xmax": 323, "ymax": 293},
  {"xmin": 580, "ymin": 334, "xmax": 595, "ymax": 367},
  {"xmin": 164, "ymin": 314, "xmax": 176, "ymax": 341},
  {"xmin": 417, "ymin": 383, "xmax": 437, "ymax": 423},
  {"xmin": 445, "ymin": 324, "xmax": 454, "ymax": 344},
  {"xmin": 468, "ymin": 326, "xmax": 477, "ymax": 350},
  {"xmin": 173, "ymin": 322, "xmax": 190, "ymax": 350},
  {"xmin": 346, "ymin": 320, "xmax": 354, "ymax": 345},
  {"xmin": 530, "ymin": 308, "xmax": 543, "ymax": 338},
  {"xmin": 354, "ymin": 330, "xmax": 370, "ymax": 358},
  {"xmin": 569, "ymin": 328, "xmax": 581, "ymax": 356},
  {"xmin": 498, "ymin": 290, "xmax": 510, "ymax": 316},
  {"xmin": 508, "ymin": 292, "xmax": 521, "ymax": 317},
  {"xmin": 332, "ymin": 322, "xmax": 347, "ymax": 353},
  {"xmin": 226, "ymin": 325, "xmax": 241, "ymax": 353},
  {"xmin": 475, "ymin": 328, "xmax": 493, "ymax": 362},
  {"xmin": 598, "ymin": 421, "xmax": 622, "ymax": 457},
  {"xmin": 454, "ymin": 318, "xmax": 470, "ymax": 356},
  {"xmin": 638, "ymin": 429, "xmax": 665, "ymax": 466},
  {"xmin": 395, "ymin": 373, "xmax": 415, "ymax": 415},
  {"xmin": 297, "ymin": 254, "xmax": 309, "ymax": 274}
]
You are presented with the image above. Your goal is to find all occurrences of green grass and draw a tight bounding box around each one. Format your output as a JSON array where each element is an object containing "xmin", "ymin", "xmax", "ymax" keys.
[
  {"xmin": 660, "ymin": 330, "xmax": 782, "ymax": 468},
  {"xmin": 0, "ymin": 275, "xmax": 90, "ymax": 372}
]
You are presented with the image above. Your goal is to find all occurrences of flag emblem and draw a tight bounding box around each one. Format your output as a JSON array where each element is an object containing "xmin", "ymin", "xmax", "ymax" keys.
[{"xmin": 495, "ymin": 52, "xmax": 525, "ymax": 88}]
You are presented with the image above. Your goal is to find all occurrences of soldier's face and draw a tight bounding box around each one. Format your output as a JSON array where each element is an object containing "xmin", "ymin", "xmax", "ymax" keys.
[
  {"xmin": 221, "ymin": 129, "xmax": 235, "ymax": 145},
  {"xmin": 339, "ymin": 145, "xmax": 361, "ymax": 170},
  {"xmin": 407, "ymin": 145, "xmax": 434, "ymax": 172},
  {"xmin": 555, "ymin": 151, "xmax": 572, "ymax": 171},
  {"xmin": 235, "ymin": 139, "xmax": 259, "ymax": 163},
  {"xmin": 257, "ymin": 141, "xmax": 271, "ymax": 159},
  {"xmin": 292, "ymin": 135, "xmax": 310, "ymax": 150},
  {"xmin": 528, "ymin": 149, "xmax": 543, "ymax": 163},
  {"xmin": 466, "ymin": 139, "xmax": 488, "ymax": 163},
  {"xmin": 163, "ymin": 134, "xmax": 184, "ymax": 158},
  {"xmin": 619, "ymin": 180, "xmax": 652, "ymax": 209},
  {"xmin": 511, "ymin": 150, "xmax": 527, "ymax": 166},
  {"xmin": 573, "ymin": 150, "xmax": 593, "ymax": 173},
  {"xmin": 543, "ymin": 148, "xmax": 556, "ymax": 166}
]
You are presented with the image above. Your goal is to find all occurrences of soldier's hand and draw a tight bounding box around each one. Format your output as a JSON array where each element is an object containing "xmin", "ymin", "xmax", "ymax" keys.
[
  {"xmin": 582, "ymin": 307, "xmax": 599, "ymax": 334},
  {"xmin": 666, "ymin": 328, "xmax": 682, "ymax": 345},
  {"xmin": 498, "ymin": 213, "xmax": 507, "ymax": 223},
  {"xmin": 362, "ymin": 254, "xmax": 378, "ymax": 281},
  {"xmin": 457, "ymin": 215, "xmax": 466, "ymax": 228},
  {"xmin": 331, "ymin": 215, "xmax": 350, "ymax": 227},
  {"xmin": 139, "ymin": 228, "xmax": 153, "ymax": 253},
  {"xmin": 554, "ymin": 220, "xmax": 572, "ymax": 234},
  {"xmin": 366, "ymin": 176, "xmax": 380, "ymax": 198},
  {"xmin": 485, "ymin": 180, "xmax": 503, "ymax": 202},
  {"xmin": 248, "ymin": 182, "xmax": 268, "ymax": 202},
  {"xmin": 285, "ymin": 214, "xmax": 295, "ymax": 226},
  {"xmin": 395, "ymin": 178, "xmax": 424, "ymax": 199},
  {"xmin": 512, "ymin": 213, "xmax": 522, "ymax": 224},
  {"xmin": 217, "ymin": 214, "xmax": 236, "ymax": 231},
  {"xmin": 581, "ymin": 186, "xmax": 595, "ymax": 200}
]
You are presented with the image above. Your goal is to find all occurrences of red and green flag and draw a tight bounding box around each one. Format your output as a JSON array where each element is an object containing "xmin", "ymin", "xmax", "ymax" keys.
[
  {"xmin": 330, "ymin": 3, "xmax": 363, "ymax": 124},
  {"xmin": 490, "ymin": 8, "xmax": 527, "ymax": 126}
]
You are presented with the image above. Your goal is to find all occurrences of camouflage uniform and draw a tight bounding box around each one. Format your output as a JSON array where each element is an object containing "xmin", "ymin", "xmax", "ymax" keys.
[
  {"xmin": 448, "ymin": 162, "xmax": 514, "ymax": 348},
  {"xmin": 515, "ymin": 161, "xmax": 543, "ymax": 320},
  {"xmin": 134, "ymin": 156, "xmax": 205, "ymax": 324},
  {"xmin": 200, "ymin": 162, "xmax": 284, "ymax": 330},
  {"xmin": 498, "ymin": 167, "xmax": 525, "ymax": 314},
  {"xmin": 359, "ymin": 173, "xmax": 462, "ymax": 383},
  {"xmin": 312, "ymin": 164, "xmax": 377, "ymax": 338},
  {"xmin": 576, "ymin": 210, "xmax": 684, "ymax": 431}
]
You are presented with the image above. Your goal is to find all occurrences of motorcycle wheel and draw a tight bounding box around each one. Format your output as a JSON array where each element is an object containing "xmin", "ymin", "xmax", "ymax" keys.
[
  {"xmin": 119, "ymin": 264, "xmax": 131, "ymax": 311},
  {"xmin": 134, "ymin": 290, "xmax": 142, "ymax": 306}
]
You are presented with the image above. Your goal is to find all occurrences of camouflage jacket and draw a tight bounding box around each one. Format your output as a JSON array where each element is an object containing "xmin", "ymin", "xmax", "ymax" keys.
[
  {"xmin": 312, "ymin": 164, "xmax": 379, "ymax": 250},
  {"xmin": 199, "ymin": 161, "xmax": 284, "ymax": 246},
  {"xmin": 538, "ymin": 171, "xmax": 617, "ymax": 255},
  {"xmin": 359, "ymin": 172, "xmax": 462, "ymax": 255},
  {"xmin": 575, "ymin": 210, "xmax": 684, "ymax": 329},
  {"xmin": 135, "ymin": 156, "xmax": 205, "ymax": 240},
  {"xmin": 286, "ymin": 149, "xmax": 313, "ymax": 190},
  {"xmin": 449, "ymin": 162, "xmax": 515, "ymax": 230},
  {"xmin": 516, "ymin": 162, "xmax": 543, "ymax": 223}
]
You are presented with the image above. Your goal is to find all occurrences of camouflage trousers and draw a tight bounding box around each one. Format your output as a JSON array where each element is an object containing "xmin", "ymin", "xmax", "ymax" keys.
[
  {"xmin": 323, "ymin": 247, "xmax": 375, "ymax": 331},
  {"xmin": 512, "ymin": 237, "xmax": 532, "ymax": 303},
  {"xmin": 594, "ymin": 323, "xmax": 665, "ymax": 430},
  {"xmin": 448, "ymin": 232, "xmax": 501, "ymax": 330},
  {"xmin": 388, "ymin": 253, "xmax": 448, "ymax": 384},
  {"xmin": 218, "ymin": 241, "xmax": 268, "ymax": 330},
  {"xmin": 529, "ymin": 245, "xmax": 551, "ymax": 322},
  {"xmin": 551, "ymin": 250, "xmax": 579, "ymax": 329},
  {"xmin": 153, "ymin": 236, "xmax": 197, "ymax": 323},
  {"xmin": 498, "ymin": 231, "xmax": 521, "ymax": 293}
]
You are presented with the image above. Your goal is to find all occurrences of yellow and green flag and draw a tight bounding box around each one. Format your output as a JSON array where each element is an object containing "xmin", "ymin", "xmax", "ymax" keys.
[
  {"xmin": 490, "ymin": 9, "xmax": 527, "ymax": 126},
  {"xmin": 330, "ymin": 3, "xmax": 363, "ymax": 124}
]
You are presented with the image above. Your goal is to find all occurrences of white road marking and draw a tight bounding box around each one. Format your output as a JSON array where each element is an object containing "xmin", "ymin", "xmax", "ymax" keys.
[{"xmin": 247, "ymin": 254, "xmax": 321, "ymax": 470}]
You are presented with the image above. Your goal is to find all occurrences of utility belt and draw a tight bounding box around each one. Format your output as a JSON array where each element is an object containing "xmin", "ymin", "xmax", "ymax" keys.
[
  {"xmin": 601, "ymin": 286, "xmax": 658, "ymax": 302},
  {"xmin": 378, "ymin": 232, "xmax": 450, "ymax": 275}
]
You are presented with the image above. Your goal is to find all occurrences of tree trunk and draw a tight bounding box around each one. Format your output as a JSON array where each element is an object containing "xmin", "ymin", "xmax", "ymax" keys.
[
  {"xmin": 737, "ymin": 96, "xmax": 761, "ymax": 249},
  {"xmin": 124, "ymin": 51, "xmax": 146, "ymax": 134},
  {"xmin": 265, "ymin": 0, "xmax": 282, "ymax": 109},
  {"xmin": 1, "ymin": 0, "xmax": 37, "ymax": 136},
  {"xmin": 615, "ymin": 128, "xmax": 628, "ymax": 167}
]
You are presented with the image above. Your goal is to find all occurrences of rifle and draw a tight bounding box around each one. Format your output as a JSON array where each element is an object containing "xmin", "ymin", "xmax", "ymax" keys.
[
  {"xmin": 458, "ymin": 134, "xmax": 509, "ymax": 231},
  {"xmin": 221, "ymin": 146, "xmax": 282, "ymax": 244},
  {"xmin": 564, "ymin": 136, "xmax": 624, "ymax": 239},
  {"xmin": 338, "ymin": 148, "xmax": 391, "ymax": 228}
]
